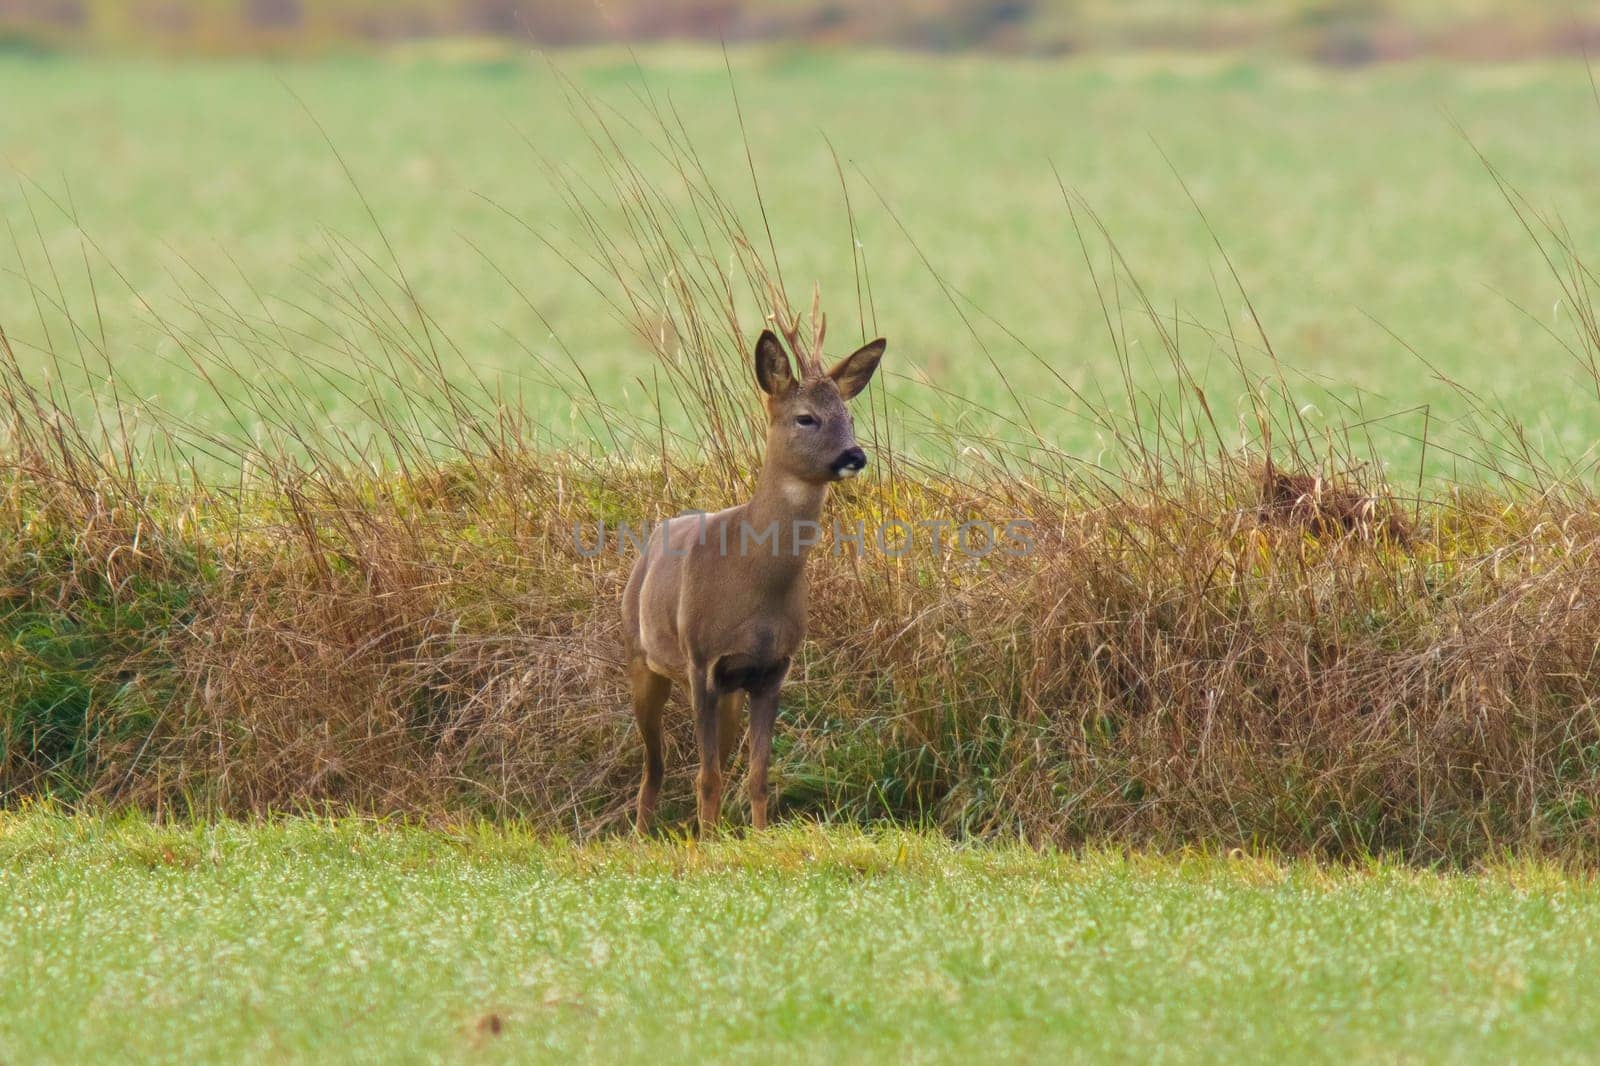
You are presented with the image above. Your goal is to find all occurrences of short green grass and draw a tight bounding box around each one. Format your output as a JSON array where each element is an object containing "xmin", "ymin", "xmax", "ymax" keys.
[
  {"xmin": 4, "ymin": 49, "xmax": 1600, "ymax": 472},
  {"xmin": 4, "ymin": 811, "xmax": 1600, "ymax": 1064}
]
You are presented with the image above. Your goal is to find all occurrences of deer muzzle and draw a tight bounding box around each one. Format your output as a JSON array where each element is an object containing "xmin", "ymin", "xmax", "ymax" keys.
[{"xmin": 831, "ymin": 447, "xmax": 867, "ymax": 479}]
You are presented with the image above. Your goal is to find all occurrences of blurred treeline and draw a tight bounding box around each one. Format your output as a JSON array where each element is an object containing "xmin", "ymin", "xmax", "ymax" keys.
[{"xmin": 2, "ymin": 0, "xmax": 1598, "ymax": 62}]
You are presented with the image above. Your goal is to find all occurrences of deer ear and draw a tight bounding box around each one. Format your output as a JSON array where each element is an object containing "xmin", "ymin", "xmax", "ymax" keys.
[
  {"xmin": 753, "ymin": 330, "xmax": 795, "ymax": 396},
  {"xmin": 828, "ymin": 338, "xmax": 886, "ymax": 401}
]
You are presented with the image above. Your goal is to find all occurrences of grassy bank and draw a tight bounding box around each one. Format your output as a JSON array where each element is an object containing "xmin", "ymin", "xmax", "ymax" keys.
[
  {"xmin": 3, "ymin": 812, "xmax": 1598, "ymax": 1064},
  {"xmin": 5, "ymin": 365, "xmax": 1599, "ymax": 859}
]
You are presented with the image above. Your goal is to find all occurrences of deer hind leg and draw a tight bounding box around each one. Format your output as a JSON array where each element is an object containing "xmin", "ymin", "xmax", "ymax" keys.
[
  {"xmin": 691, "ymin": 667, "xmax": 725, "ymax": 835},
  {"xmin": 630, "ymin": 656, "xmax": 671, "ymax": 834},
  {"xmin": 717, "ymin": 691, "xmax": 746, "ymax": 773}
]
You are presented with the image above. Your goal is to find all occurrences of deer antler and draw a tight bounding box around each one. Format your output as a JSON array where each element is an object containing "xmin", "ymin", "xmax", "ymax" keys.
[{"xmin": 767, "ymin": 281, "xmax": 828, "ymax": 379}]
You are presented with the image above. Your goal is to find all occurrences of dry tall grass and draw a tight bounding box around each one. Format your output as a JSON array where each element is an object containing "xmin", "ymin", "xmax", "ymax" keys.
[{"xmin": 3, "ymin": 74, "xmax": 1599, "ymax": 862}]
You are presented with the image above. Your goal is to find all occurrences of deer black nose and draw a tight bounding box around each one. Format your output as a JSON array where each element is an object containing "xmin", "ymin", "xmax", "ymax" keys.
[{"xmin": 832, "ymin": 447, "xmax": 867, "ymax": 478}]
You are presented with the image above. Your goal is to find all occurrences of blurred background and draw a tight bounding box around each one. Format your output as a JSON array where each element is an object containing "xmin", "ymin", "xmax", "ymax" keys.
[
  {"xmin": 4, "ymin": 1, "xmax": 1600, "ymax": 472},
  {"xmin": 4, "ymin": 1, "xmax": 1600, "ymax": 62}
]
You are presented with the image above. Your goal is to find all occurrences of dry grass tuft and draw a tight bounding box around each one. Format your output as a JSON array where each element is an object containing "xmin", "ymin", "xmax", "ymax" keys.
[{"xmin": 1256, "ymin": 460, "xmax": 1412, "ymax": 546}]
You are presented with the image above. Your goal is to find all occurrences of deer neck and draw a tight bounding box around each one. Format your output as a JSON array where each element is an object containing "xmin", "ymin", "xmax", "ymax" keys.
[{"xmin": 745, "ymin": 461, "xmax": 829, "ymax": 572}]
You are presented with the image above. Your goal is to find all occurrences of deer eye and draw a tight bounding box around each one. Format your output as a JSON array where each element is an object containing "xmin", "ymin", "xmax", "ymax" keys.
[{"xmin": 795, "ymin": 414, "xmax": 819, "ymax": 428}]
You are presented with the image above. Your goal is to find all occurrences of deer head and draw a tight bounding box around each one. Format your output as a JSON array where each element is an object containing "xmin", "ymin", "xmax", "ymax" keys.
[{"xmin": 754, "ymin": 293, "xmax": 886, "ymax": 484}]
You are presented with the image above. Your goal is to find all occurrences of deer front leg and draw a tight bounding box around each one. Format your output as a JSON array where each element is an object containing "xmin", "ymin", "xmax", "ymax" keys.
[
  {"xmin": 747, "ymin": 670, "xmax": 786, "ymax": 831},
  {"xmin": 691, "ymin": 667, "xmax": 724, "ymax": 835}
]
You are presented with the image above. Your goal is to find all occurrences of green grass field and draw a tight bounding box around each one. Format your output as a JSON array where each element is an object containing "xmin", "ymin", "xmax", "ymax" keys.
[
  {"xmin": 4, "ymin": 49, "xmax": 1600, "ymax": 473},
  {"xmin": 4, "ymin": 812, "xmax": 1598, "ymax": 1064}
]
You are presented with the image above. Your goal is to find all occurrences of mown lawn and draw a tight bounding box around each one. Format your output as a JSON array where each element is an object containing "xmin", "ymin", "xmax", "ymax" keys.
[
  {"xmin": 3, "ymin": 812, "xmax": 1598, "ymax": 1063},
  {"xmin": 3, "ymin": 49, "xmax": 1599, "ymax": 472}
]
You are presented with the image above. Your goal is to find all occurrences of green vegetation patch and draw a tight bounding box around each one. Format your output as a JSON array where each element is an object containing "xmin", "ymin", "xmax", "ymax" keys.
[{"xmin": 3, "ymin": 812, "xmax": 1598, "ymax": 1064}]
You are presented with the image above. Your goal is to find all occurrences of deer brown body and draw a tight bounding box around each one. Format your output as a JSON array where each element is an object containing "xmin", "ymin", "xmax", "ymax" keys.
[{"xmin": 621, "ymin": 315, "xmax": 885, "ymax": 833}]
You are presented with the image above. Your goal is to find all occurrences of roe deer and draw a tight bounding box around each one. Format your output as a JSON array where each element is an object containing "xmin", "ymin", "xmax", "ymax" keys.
[{"xmin": 621, "ymin": 300, "xmax": 886, "ymax": 833}]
